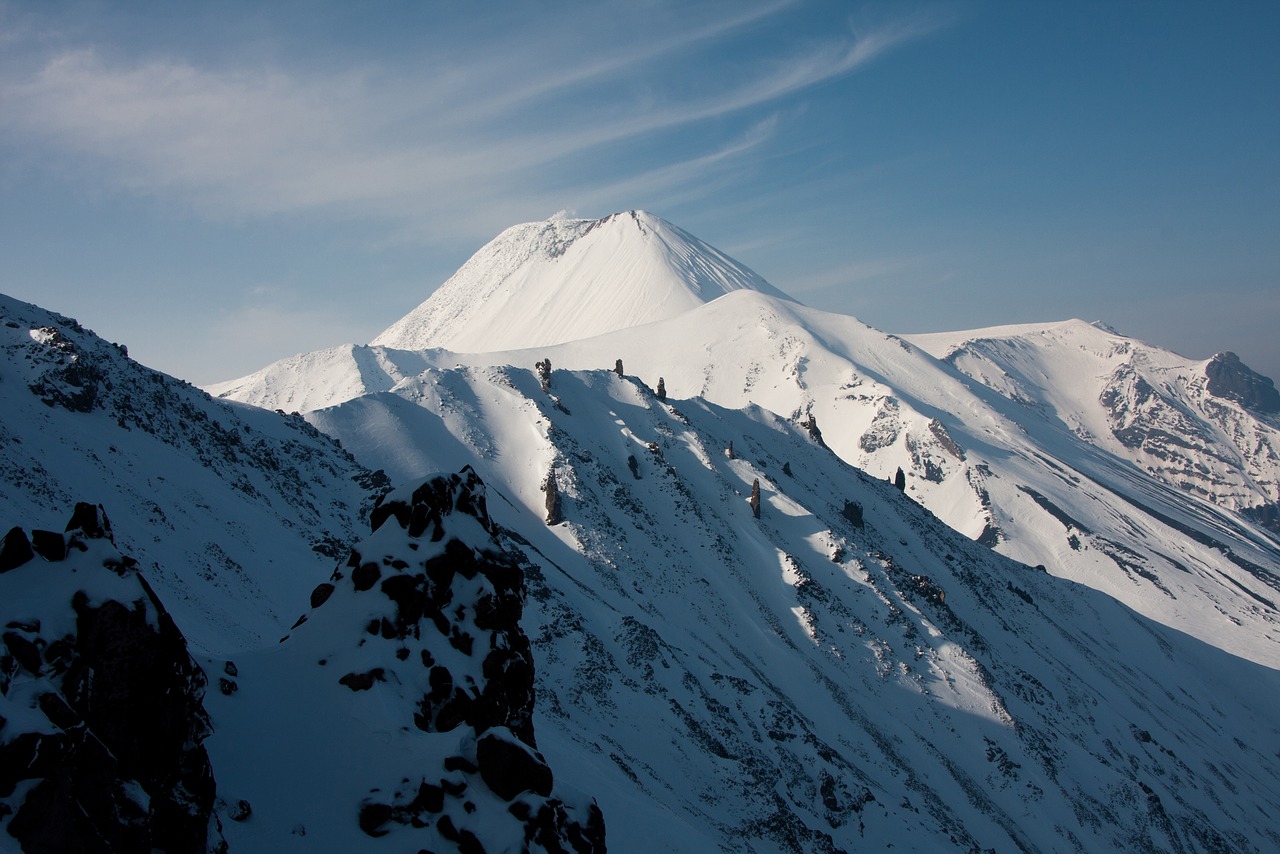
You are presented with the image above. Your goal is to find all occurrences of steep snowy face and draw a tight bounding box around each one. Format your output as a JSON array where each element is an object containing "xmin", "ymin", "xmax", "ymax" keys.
[
  {"xmin": 369, "ymin": 210, "xmax": 792, "ymax": 352},
  {"xmin": 908, "ymin": 320, "xmax": 1280, "ymax": 532},
  {"xmin": 306, "ymin": 366, "xmax": 1280, "ymax": 853},
  {"xmin": 0, "ymin": 294, "xmax": 385, "ymax": 651}
]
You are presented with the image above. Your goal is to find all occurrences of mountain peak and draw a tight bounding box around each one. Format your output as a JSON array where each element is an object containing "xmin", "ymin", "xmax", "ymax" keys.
[{"xmin": 370, "ymin": 210, "xmax": 793, "ymax": 353}]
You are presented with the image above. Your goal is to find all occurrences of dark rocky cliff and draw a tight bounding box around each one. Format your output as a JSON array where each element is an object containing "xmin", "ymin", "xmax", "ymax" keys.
[{"xmin": 0, "ymin": 504, "xmax": 218, "ymax": 852}]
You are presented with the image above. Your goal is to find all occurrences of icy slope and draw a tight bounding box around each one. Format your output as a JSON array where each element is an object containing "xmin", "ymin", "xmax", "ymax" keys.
[
  {"xmin": 307, "ymin": 365, "xmax": 1280, "ymax": 853},
  {"xmin": 368, "ymin": 210, "xmax": 792, "ymax": 352},
  {"xmin": 0, "ymin": 293, "xmax": 384, "ymax": 651},
  {"xmin": 909, "ymin": 319, "xmax": 1280, "ymax": 531}
]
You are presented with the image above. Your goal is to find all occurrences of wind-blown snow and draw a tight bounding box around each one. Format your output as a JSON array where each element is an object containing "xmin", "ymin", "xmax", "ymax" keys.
[{"xmin": 0, "ymin": 294, "xmax": 381, "ymax": 652}]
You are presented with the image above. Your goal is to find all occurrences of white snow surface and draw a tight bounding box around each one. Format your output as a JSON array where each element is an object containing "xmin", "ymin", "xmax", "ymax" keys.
[
  {"xmin": 299, "ymin": 366, "xmax": 1280, "ymax": 852},
  {"xmin": 219, "ymin": 289, "xmax": 1280, "ymax": 669},
  {"xmin": 367, "ymin": 210, "xmax": 792, "ymax": 352},
  {"xmin": 907, "ymin": 318, "xmax": 1280, "ymax": 518},
  {"xmin": 0, "ymin": 294, "xmax": 380, "ymax": 653}
]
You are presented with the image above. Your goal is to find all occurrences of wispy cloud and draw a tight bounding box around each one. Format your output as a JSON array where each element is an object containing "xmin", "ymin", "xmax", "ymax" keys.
[
  {"xmin": 786, "ymin": 258, "xmax": 921, "ymax": 295},
  {"xmin": 0, "ymin": 4, "xmax": 951, "ymax": 242}
]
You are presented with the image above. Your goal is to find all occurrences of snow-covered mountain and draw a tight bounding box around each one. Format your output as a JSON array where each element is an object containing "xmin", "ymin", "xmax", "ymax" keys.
[
  {"xmin": 0, "ymin": 294, "xmax": 384, "ymax": 651},
  {"xmin": 10, "ymin": 342, "xmax": 1280, "ymax": 849},
  {"xmin": 7, "ymin": 208, "xmax": 1280, "ymax": 851},
  {"xmin": 212, "ymin": 215, "xmax": 1280, "ymax": 670},
  {"xmin": 908, "ymin": 320, "xmax": 1280, "ymax": 532},
  {"xmin": 369, "ymin": 210, "xmax": 792, "ymax": 352},
  {"xmin": 278, "ymin": 366, "xmax": 1280, "ymax": 850}
]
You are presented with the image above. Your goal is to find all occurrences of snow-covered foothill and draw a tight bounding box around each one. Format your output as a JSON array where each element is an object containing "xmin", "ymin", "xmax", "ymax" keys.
[{"xmin": 219, "ymin": 275, "xmax": 1280, "ymax": 668}]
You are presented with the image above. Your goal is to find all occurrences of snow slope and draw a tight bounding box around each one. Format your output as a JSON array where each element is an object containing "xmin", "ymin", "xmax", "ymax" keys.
[
  {"xmin": 7, "ymin": 288, "xmax": 1280, "ymax": 850},
  {"xmin": 0, "ymin": 293, "xmax": 384, "ymax": 652},
  {"xmin": 909, "ymin": 319, "xmax": 1280, "ymax": 529},
  {"xmin": 204, "ymin": 470, "xmax": 604, "ymax": 853},
  {"xmin": 218, "ymin": 289, "xmax": 1280, "ymax": 668},
  {"xmin": 305, "ymin": 365, "xmax": 1280, "ymax": 852},
  {"xmin": 367, "ymin": 210, "xmax": 793, "ymax": 352}
]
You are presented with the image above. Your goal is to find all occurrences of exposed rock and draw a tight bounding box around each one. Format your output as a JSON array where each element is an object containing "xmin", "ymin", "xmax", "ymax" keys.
[
  {"xmin": 544, "ymin": 470, "xmax": 564, "ymax": 526},
  {"xmin": 0, "ymin": 504, "xmax": 219, "ymax": 852},
  {"xmin": 30, "ymin": 530, "xmax": 65, "ymax": 562},
  {"xmin": 0, "ymin": 527, "xmax": 34, "ymax": 573},
  {"xmin": 310, "ymin": 582, "xmax": 336, "ymax": 607},
  {"xmin": 64, "ymin": 501, "xmax": 112, "ymax": 539},
  {"xmin": 352, "ymin": 561, "xmax": 381, "ymax": 591},
  {"xmin": 800, "ymin": 412, "xmax": 827, "ymax": 449},
  {"xmin": 927, "ymin": 418, "xmax": 965, "ymax": 460},
  {"xmin": 1205, "ymin": 352, "xmax": 1280, "ymax": 414},
  {"xmin": 318, "ymin": 468, "xmax": 604, "ymax": 851},
  {"xmin": 477, "ymin": 727, "xmax": 554, "ymax": 800}
]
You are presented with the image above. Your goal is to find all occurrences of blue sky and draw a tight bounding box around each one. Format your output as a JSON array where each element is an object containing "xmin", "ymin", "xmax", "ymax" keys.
[{"xmin": 1, "ymin": 0, "xmax": 1277, "ymax": 384}]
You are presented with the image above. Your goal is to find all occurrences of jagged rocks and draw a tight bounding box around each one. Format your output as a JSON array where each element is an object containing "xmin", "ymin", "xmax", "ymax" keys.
[
  {"xmin": 841, "ymin": 500, "xmax": 864, "ymax": 528},
  {"xmin": 29, "ymin": 530, "xmax": 65, "ymax": 562},
  {"xmin": 543, "ymin": 470, "xmax": 564, "ymax": 526},
  {"xmin": 800, "ymin": 412, "xmax": 827, "ymax": 449},
  {"xmin": 0, "ymin": 503, "xmax": 218, "ymax": 853},
  {"xmin": 296, "ymin": 467, "xmax": 603, "ymax": 852}
]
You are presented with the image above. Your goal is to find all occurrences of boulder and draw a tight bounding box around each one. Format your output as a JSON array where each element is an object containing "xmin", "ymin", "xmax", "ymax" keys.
[{"xmin": 477, "ymin": 728, "xmax": 553, "ymax": 800}]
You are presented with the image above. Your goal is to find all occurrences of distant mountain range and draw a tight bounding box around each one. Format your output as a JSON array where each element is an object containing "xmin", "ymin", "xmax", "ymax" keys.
[{"xmin": 4, "ymin": 211, "xmax": 1278, "ymax": 852}]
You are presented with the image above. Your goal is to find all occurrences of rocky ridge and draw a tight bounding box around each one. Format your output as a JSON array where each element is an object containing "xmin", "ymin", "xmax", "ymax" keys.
[{"xmin": 207, "ymin": 468, "xmax": 605, "ymax": 853}]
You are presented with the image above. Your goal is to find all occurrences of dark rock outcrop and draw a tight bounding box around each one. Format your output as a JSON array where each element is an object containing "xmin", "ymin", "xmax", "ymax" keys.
[
  {"xmin": 307, "ymin": 468, "xmax": 604, "ymax": 852},
  {"xmin": 0, "ymin": 528, "xmax": 33, "ymax": 573},
  {"xmin": 477, "ymin": 727, "xmax": 554, "ymax": 800},
  {"xmin": 1205, "ymin": 351, "xmax": 1280, "ymax": 414},
  {"xmin": 0, "ymin": 503, "xmax": 218, "ymax": 852}
]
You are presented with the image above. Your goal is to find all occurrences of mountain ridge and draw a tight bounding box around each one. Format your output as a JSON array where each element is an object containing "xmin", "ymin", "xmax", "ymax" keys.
[{"xmin": 215, "ymin": 279, "xmax": 1280, "ymax": 668}]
